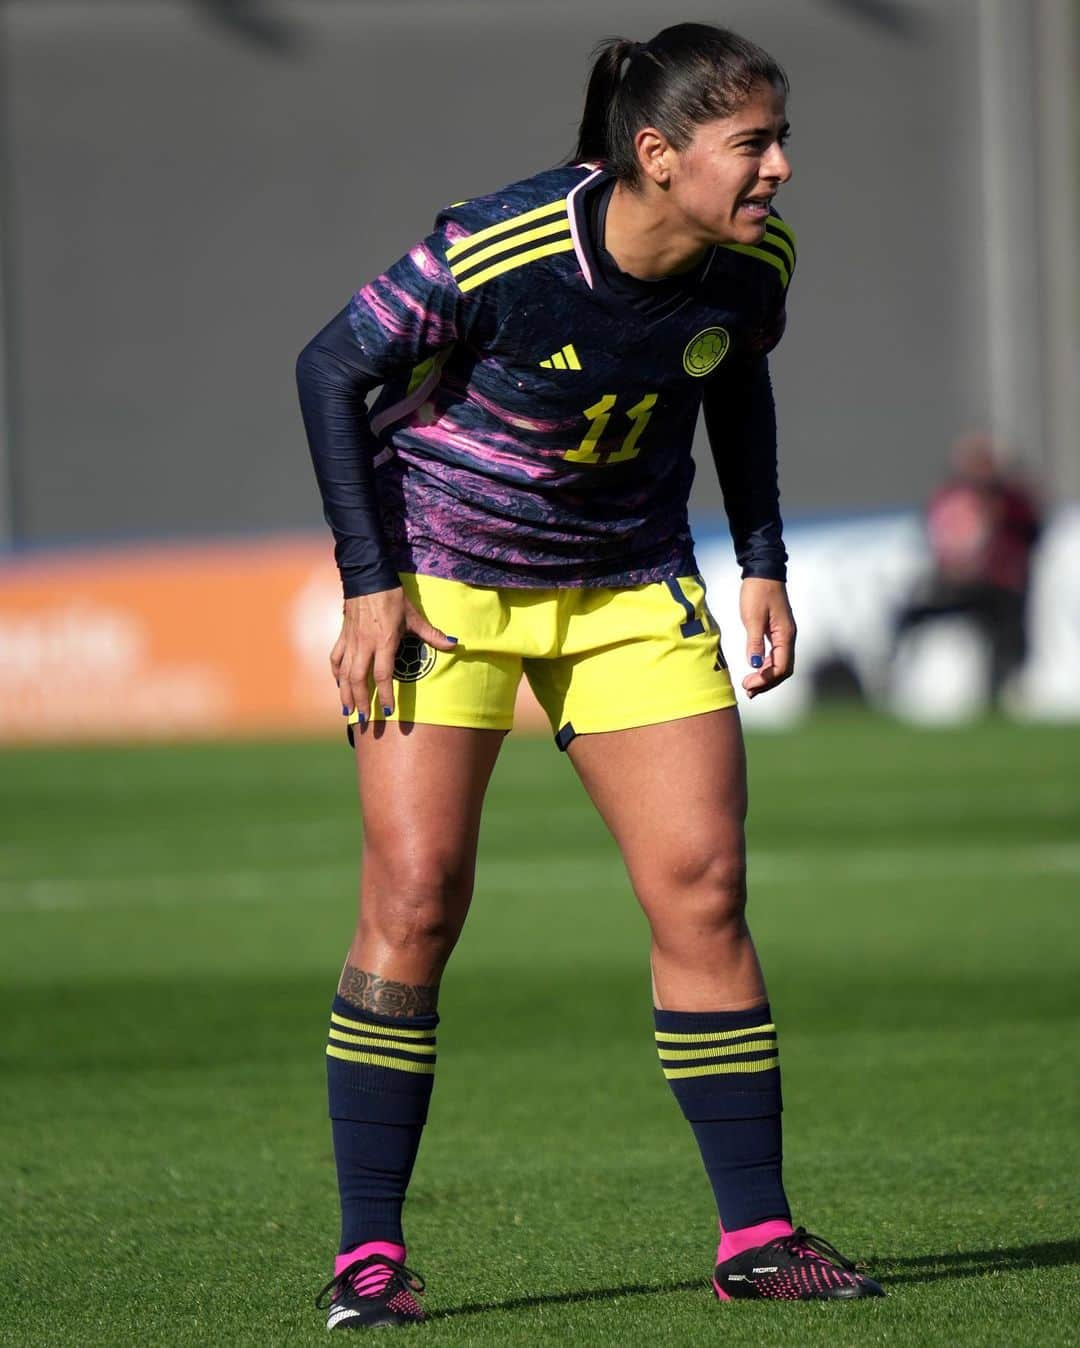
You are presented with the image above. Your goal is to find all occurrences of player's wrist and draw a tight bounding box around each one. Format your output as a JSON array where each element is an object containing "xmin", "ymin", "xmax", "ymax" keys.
[{"xmin": 342, "ymin": 564, "xmax": 403, "ymax": 599}]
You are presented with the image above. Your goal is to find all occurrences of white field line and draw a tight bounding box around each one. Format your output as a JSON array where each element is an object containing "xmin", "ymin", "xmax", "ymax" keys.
[
  {"xmin": 0, "ymin": 863, "xmax": 353, "ymax": 912},
  {"xmin": 747, "ymin": 842, "xmax": 1080, "ymax": 885},
  {"xmin": 0, "ymin": 844, "xmax": 1078, "ymax": 915}
]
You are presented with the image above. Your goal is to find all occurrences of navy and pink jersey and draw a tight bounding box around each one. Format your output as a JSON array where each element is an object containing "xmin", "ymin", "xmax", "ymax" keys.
[{"xmin": 297, "ymin": 163, "xmax": 794, "ymax": 596}]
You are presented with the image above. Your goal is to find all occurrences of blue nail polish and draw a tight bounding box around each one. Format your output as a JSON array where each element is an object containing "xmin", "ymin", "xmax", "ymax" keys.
[
  {"xmin": 382, "ymin": 705, "xmax": 393, "ymax": 717},
  {"xmin": 750, "ymin": 654, "xmax": 763, "ymax": 669},
  {"xmin": 357, "ymin": 712, "xmax": 366, "ymax": 727},
  {"xmin": 446, "ymin": 635, "xmax": 459, "ymax": 644},
  {"xmin": 341, "ymin": 705, "xmax": 350, "ymax": 715}
]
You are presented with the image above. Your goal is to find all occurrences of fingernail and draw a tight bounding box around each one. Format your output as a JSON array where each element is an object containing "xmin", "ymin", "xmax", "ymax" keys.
[
  {"xmin": 446, "ymin": 635, "xmax": 459, "ymax": 644},
  {"xmin": 341, "ymin": 705, "xmax": 350, "ymax": 715},
  {"xmin": 357, "ymin": 712, "xmax": 366, "ymax": 727},
  {"xmin": 382, "ymin": 705, "xmax": 392, "ymax": 717},
  {"xmin": 750, "ymin": 655, "xmax": 763, "ymax": 669}
]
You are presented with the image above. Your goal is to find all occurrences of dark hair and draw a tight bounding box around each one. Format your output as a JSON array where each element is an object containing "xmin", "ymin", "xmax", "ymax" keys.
[{"xmin": 574, "ymin": 23, "xmax": 788, "ymax": 185}]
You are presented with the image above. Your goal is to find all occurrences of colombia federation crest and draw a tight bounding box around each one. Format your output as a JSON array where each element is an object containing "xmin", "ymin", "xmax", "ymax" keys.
[
  {"xmin": 683, "ymin": 327, "xmax": 730, "ymax": 376},
  {"xmin": 393, "ymin": 635, "xmax": 437, "ymax": 683}
]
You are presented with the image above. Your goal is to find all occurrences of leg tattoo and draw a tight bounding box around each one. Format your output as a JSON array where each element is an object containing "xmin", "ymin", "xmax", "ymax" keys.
[{"xmin": 338, "ymin": 965, "xmax": 439, "ymax": 1017}]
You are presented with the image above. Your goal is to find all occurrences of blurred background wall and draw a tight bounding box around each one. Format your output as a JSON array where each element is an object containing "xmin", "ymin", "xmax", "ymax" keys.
[
  {"xmin": 1, "ymin": 0, "xmax": 1076, "ymax": 547},
  {"xmin": 0, "ymin": 0, "xmax": 1076, "ymax": 738}
]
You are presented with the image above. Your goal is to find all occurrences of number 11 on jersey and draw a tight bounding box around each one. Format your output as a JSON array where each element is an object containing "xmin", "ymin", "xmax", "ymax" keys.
[{"xmin": 564, "ymin": 392, "xmax": 658, "ymax": 464}]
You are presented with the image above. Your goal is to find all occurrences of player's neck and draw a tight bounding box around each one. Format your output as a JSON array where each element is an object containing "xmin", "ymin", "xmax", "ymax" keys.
[{"xmin": 604, "ymin": 181, "xmax": 710, "ymax": 281}]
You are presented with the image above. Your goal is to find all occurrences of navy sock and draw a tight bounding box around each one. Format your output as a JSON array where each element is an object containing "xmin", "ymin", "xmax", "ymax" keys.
[
  {"xmin": 326, "ymin": 995, "xmax": 438, "ymax": 1253},
  {"xmin": 654, "ymin": 1003, "xmax": 791, "ymax": 1231}
]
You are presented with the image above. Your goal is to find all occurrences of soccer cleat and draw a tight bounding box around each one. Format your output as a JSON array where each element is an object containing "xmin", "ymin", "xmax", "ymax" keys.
[
  {"xmin": 315, "ymin": 1253, "xmax": 426, "ymax": 1330},
  {"xmin": 713, "ymin": 1226, "xmax": 885, "ymax": 1300}
]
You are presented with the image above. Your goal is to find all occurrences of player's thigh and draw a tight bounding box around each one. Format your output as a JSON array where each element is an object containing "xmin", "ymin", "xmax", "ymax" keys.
[
  {"xmin": 355, "ymin": 722, "xmax": 507, "ymax": 897},
  {"xmin": 567, "ymin": 708, "xmax": 748, "ymax": 914}
]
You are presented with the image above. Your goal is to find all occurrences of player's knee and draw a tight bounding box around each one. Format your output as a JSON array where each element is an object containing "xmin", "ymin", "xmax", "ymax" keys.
[
  {"xmin": 364, "ymin": 853, "xmax": 470, "ymax": 953},
  {"xmin": 642, "ymin": 843, "xmax": 748, "ymax": 934},
  {"xmin": 373, "ymin": 898, "xmax": 455, "ymax": 954},
  {"xmin": 687, "ymin": 851, "xmax": 748, "ymax": 929}
]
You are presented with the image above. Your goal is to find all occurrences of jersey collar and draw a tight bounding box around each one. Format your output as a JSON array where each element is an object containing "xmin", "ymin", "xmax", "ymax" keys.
[{"xmin": 566, "ymin": 163, "xmax": 717, "ymax": 309}]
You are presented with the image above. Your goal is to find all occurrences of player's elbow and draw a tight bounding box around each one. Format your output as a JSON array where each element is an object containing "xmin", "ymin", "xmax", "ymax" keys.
[{"xmin": 295, "ymin": 337, "xmax": 325, "ymax": 396}]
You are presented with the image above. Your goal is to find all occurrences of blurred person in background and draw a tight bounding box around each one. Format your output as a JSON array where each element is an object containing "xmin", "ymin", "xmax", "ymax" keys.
[
  {"xmin": 298, "ymin": 22, "xmax": 883, "ymax": 1331},
  {"xmin": 895, "ymin": 432, "xmax": 1043, "ymax": 703}
]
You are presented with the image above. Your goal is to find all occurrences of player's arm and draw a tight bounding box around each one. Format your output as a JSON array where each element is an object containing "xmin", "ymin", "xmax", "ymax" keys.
[
  {"xmin": 295, "ymin": 231, "xmax": 468, "ymax": 719},
  {"xmin": 296, "ymin": 230, "xmax": 471, "ymax": 598},
  {"xmin": 296, "ymin": 306, "xmax": 400, "ymax": 597},
  {"xmin": 703, "ymin": 357, "xmax": 795, "ymax": 697}
]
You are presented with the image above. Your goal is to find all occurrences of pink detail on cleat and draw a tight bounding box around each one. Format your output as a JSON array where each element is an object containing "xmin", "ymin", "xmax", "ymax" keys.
[
  {"xmin": 385, "ymin": 1288, "xmax": 424, "ymax": 1319},
  {"xmin": 334, "ymin": 1240, "xmax": 407, "ymax": 1298},
  {"xmin": 717, "ymin": 1218, "xmax": 794, "ymax": 1264}
]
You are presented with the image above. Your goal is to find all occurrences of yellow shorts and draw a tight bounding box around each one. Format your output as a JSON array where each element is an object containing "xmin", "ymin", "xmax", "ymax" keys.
[{"xmin": 348, "ymin": 572, "xmax": 736, "ymax": 749}]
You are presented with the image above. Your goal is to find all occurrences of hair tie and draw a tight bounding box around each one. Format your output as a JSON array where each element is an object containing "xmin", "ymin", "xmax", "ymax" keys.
[{"xmin": 620, "ymin": 41, "xmax": 644, "ymax": 77}]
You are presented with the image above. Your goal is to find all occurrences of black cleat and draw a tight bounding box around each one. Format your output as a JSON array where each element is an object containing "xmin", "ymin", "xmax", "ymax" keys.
[
  {"xmin": 315, "ymin": 1253, "xmax": 426, "ymax": 1330},
  {"xmin": 713, "ymin": 1225, "xmax": 885, "ymax": 1300}
]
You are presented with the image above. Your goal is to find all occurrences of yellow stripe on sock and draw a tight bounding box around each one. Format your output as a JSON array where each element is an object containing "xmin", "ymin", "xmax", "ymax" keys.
[
  {"xmin": 450, "ymin": 217, "xmax": 571, "ymax": 279},
  {"xmin": 328, "ymin": 1029, "xmax": 436, "ymax": 1054},
  {"xmin": 456, "ymin": 238, "xmax": 576, "ymax": 293},
  {"xmin": 655, "ymin": 1023, "xmax": 776, "ymax": 1045},
  {"xmin": 445, "ymin": 198, "xmax": 568, "ymax": 260},
  {"xmin": 663, "ymin": 1055, "xmax": 780, "ymax": 1080},
  {"xmin": 657, "ymin": 1038, "xmax": 777, "ymax": 1061},
  {"xmin": 330, "ymin": 1011, "xmax": 434, "ymax": 1040},
  {"xmin": 326, "ymin": 1045, "xmax": 436, "ymax": 1074}
]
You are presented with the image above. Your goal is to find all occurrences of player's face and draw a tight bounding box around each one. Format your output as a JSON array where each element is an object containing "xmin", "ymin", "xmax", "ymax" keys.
[{"xmin": 668, "ymin": 82, "xmax": 791, "ymax": 246}]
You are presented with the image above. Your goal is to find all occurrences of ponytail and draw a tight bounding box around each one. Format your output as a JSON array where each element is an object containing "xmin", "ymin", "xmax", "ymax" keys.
[
  {"xmin": 574, "ymin": 37, "xmax": 640, "ymax": 165},
  {"xmin": 572, "ymin": 23, "xmax": 788, "ymax": 186}
]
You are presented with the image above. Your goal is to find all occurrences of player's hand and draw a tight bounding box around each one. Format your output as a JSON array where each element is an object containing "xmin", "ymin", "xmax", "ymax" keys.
[
  {"xmin": 739, "ymin": 577, "xmax": 796, "ymax": 699},
  {"xmin": 331, "ymin": 588, "xmax": 458, "ymax": 727}
]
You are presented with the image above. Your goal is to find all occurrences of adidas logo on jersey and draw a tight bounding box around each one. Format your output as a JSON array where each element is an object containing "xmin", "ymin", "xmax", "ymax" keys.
[{"xmin": 539, "ymin": 344, "xmax": 581, "ymax": 371}]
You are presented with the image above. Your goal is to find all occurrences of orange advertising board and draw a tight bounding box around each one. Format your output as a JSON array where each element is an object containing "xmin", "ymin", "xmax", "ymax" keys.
[{"xmin": 0, "ymin": 535, "xmax": 547, "ymax": 742}]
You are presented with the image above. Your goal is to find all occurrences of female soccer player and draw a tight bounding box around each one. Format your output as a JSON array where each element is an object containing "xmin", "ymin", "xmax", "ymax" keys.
[{"xmin": 298, "ymin": 22, "xmax": 883, "ymax": 1329}]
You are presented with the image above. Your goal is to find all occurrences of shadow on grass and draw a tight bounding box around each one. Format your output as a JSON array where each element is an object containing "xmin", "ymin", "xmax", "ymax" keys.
[
  {"xmin": 431, "ymin": 1239, "xmax": 1080, "ymax": 1319},
  {"xmin": 431, "ymin": 1278, "xmax": 705, "ymax": 1321},
  {"xmin": 880, "ymin": 1238, "xmax": 1080, "ymax": 1286}
]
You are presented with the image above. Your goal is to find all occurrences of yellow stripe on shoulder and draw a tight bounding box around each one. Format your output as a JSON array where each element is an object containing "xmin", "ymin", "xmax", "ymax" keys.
[
  {"xmin": 721, "ymin": 242, "xmax": 790, "ymax": 288},
  {"xmin": 764, "ymin": 223, "xmax": 795, "ymax": 270},
  {"xmin": 445, "ymin": 198, "xmax": 569, "ymax": 261},
  {"xmin": 451, "ymin": 216, "xmax": 571, "ymax": 280},
  {"xmin": 767, "ymin": 214, "xmax": 796, "ymax": 251},
  {"xmin": 456, "ymin": 237, "xmax": 576, "ymax": 294}
]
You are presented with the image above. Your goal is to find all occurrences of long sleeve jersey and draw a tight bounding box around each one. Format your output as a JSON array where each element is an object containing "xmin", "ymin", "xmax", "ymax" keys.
[{"xmin": 296, "ymin": 162, "xmax": 794, "ymax": 597}]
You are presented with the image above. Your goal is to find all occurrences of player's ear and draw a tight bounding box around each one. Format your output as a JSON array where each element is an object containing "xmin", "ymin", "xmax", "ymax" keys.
[{"xmin": 635, "ymin": 127, "xmax": 673, "ymax": 187}]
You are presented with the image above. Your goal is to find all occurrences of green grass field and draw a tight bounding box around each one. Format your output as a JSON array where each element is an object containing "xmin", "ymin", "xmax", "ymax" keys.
[{"xmin": 2, "ymin": 714, "xmax": 1078, "ymax": 1346}]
